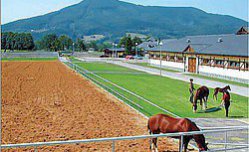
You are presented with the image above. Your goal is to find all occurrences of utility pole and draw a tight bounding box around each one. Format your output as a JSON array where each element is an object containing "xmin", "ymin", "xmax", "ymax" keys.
[{"xmin": 158, "ymin": 41, "xmax": 163, "ymax": 76}]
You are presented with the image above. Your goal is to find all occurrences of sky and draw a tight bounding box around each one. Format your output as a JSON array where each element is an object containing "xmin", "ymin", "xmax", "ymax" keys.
[{"xmin": 1, "ymin": 0, "xmax": 248, "ymax": 24}]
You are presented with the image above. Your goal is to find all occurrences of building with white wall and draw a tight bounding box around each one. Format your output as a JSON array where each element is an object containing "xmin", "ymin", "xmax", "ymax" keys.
[{"xmin": 140, "ymin": 27, "xmax": 249, "ymax": 82}]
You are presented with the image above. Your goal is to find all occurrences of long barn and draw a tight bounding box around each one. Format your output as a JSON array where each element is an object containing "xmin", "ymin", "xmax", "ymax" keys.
[{"xmin": 140, "ymin": 27, "xmax": 249, "ymax": 82}]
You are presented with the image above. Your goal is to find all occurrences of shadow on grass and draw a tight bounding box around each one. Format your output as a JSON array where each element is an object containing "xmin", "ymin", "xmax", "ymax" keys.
[
  {"xmin": 229, "ymin": 116, "xmax": 244, "ymax": 118},
  {"xmin": 197, "ymin": 107, "xmax": 222, "ymax": 113}
]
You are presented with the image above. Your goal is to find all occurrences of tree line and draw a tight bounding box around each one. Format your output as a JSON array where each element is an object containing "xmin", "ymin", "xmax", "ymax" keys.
[
  {"xmin": 1, "ymin": 32, "xmax": 35, "ymax": 52},
  {"xmin": 1, "ymin": 32, "xmax": 143, "ymax": 54}
]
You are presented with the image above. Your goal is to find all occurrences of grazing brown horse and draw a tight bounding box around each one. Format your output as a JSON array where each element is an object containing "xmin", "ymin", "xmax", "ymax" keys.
[
  {"xmin": 213, "ymin": 85, "xmax": 231, "ymax": 101},
  {"xmin": 222, "ymin": 91, "xmax": 231, "ymax": 117},
  {"xmin": 193, "ymin": 86, "xmax": 209, "ymax": 112},
  {"xmin": 148, "ymin": 114, "xmax": 208, "ymax": 152}
]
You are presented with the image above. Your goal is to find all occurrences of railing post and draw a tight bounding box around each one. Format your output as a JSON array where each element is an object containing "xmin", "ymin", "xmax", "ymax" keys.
[
  {"xmin": 224, "ymin": 131, "xmax": 228, "ymax": 152},
  {"xmin": 180, "ymin": 134, "xmax": 184, "ymax": 152},
  {"xmin": 112, "ymin": 141, "xmax": 115, "ymax": 152},
  {"xmin": 34, "ymin": 146, "xmax": 38, "ymax": 152}
]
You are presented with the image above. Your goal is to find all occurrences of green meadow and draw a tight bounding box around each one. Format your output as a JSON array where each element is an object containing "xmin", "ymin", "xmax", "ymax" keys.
[{"xmin": 72, "ymin": 61, "xmax": 248, "ymax": 118}]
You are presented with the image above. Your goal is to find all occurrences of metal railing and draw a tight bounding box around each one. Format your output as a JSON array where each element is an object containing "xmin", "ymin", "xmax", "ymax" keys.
[{"xmin": 1, "ymin": 126, "xmax": 248, "ymax": 152}]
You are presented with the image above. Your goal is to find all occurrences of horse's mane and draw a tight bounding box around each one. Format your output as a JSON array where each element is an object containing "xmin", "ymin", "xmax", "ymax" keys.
[{"xmin": 185, "ymin": 118, "xmax": 200, "ymax": 131}]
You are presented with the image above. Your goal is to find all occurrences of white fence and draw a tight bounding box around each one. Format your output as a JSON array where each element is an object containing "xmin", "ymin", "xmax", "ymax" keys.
[
  {"xmin": 199, "ymin": 65, "xmax": 249, "ymax": 82},
  {"xmin": 149, "ymin": 59, "xmax": 184, "ymax": 71},
  {"xmin": 1, "ymin": 52, "xmax": 59, "ymax": 58},
  {"xmin": 1, "ymin": 126, "xmax": 248, "ymax": 152}
]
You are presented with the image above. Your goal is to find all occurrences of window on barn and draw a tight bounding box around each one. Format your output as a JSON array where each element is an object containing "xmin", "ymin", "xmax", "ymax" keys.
[
  {"xmin": 170, "ymin": 55, "xmax": 175, "ymax": 62},
  {"xmin": 166, "ymin": 55, "xmax": 170, "ymax": 61},
  {"xmin": 201, "ymin": 59, "xmax": 210, "ymax": 66},
  {"xmin": 214, "ymin": 60, "xmax": 224, "ymax": 68},
  {"xmin": 245, "ymin": 62, "xmax": 249, "ymax": 71},
  {"xmin": 228, "ymin": 61, "xmax": 240, "ymax": 70},
  {"xmin": 177, "ymin": 56, "xmax": 183, "ymax": 63}
]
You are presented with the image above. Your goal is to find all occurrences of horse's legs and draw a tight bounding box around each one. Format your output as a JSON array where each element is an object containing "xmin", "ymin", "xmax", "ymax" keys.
[
  {"xmin": 149, "ymin": 130, "xmax": 152, "ymax": 150},
  {"xmin": 152, "ymin": 138, "xmax": 158, "ymax": 152},
  {"xmin": 149, "ymin": 137, "xmax": 152, "ymax": 150},
  {"xmin": 184, "ymin": 137, "xmax": 191, "ymax": 152},
  {"xmin": 200, "ymin": 99, "xmax": 203, "ymax": 110},
  {"xmin": 204, "ymin": 97, "xmax": 207, "ymax": 110},
  {"xmin": 213, "ymin": 91, "xmax": 218, "ymax": 101}
]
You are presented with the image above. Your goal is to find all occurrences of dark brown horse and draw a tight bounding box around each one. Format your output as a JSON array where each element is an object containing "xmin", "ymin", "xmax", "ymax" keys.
[
  {"xmin": 148, "ymin": 114, "xmax": 208, "ymax": 152},
  {"xmin": 193, "ymin": 86, "xmax": 209, "ymax": 112},
  {"xmin": 213, "ymin": 85, "xmax": 231, "ymax": 101},
  {"xmin": 222, "ymin": 91, "xmax": 231, "ymax": 117}
]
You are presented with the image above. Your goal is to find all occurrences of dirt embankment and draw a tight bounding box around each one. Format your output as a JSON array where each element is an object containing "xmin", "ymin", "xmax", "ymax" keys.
[{"xmin": 1, "ymin": 61, "xmax": 177, "ymax": 152}]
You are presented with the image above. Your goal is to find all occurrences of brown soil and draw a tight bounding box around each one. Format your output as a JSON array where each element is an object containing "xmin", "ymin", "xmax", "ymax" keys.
[{"xmin": 1, "ymin": 61, "xmax": 178, "ymax": 152}]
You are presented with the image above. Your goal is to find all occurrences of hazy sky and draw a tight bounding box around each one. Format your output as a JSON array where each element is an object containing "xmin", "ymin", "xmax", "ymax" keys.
[{"xmin": 1, "ymin": 0, "xmax": 248, "ymax": 24}]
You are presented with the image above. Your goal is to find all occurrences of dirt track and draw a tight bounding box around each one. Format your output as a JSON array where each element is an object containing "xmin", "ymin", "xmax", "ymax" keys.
[{"xmin": 1, "ymin": 61, "xmax": 177, "ymax": 152}]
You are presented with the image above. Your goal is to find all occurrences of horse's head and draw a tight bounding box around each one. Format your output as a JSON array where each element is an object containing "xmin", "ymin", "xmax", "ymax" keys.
[
  {"xmin": 194, "ymin": 134, "xmax": 209, "ymax": 151},
  {"xmin": 199, "ymin": 142, "xmax": 208, "ymax": 151},
  {"xmin": 227, "ymin": 85, "xmax": 231, "ymax": 91}
]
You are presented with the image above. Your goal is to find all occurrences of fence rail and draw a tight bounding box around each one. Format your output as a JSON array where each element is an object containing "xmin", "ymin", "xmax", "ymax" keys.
[
  {"xmin": 1, "ymin": 127, "xmax": 248, "ymax": 152},
  {"xmin": 1, "ymin": 52, "xmax": 59, "ymax": 58}
]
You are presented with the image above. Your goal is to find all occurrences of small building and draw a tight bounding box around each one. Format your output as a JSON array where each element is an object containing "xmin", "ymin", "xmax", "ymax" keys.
[
  {"xmin": 103, "ymin": 48, "xmax": 126, "ymax": 58},
  {"xmin": 142, "ymin": 28, "xmax": 249, "ymax": 82}
]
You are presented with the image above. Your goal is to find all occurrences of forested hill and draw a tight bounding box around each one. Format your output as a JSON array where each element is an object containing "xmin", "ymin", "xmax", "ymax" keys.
[{"xmin": 2, "ymin": 0, "xmax": 247, "ymax": 40}]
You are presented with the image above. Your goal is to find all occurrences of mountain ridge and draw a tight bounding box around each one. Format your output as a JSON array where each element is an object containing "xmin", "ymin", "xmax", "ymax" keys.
[{"xmin": 2, "ymin": 0, "xmax": 247, "ymax": 40}]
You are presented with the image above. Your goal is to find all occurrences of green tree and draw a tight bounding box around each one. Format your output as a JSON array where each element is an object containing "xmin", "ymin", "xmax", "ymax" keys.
[
  {"xmin": 25, "ymin": 33, "xmax": 35, "ymax": 50},
  {"xmin": 87, "ymin": 41, "xmax": 98, "ymax": 51},
  {"xmin": 118, "ymin": 36, "xmax": 127, "ymax": 48},
  {"xmin": 1, "ymin": 32, "xmax": 8, "ymax": 52},
  {"xmin": 58, "ymin": 35, "xmax": 73, "ymax": 50},
  {"xmin": 98, "ymin": 42, "xmax": 112, "ymax": 52},
  {"xmin": 1, "ymin": 32, "xmax": 35, "ymax": 51},
  {"xmin": 40, "ymin": 34, "xmax": 60, "ymax": 51},
  {"xmin": 125, "ymin": 35, "xmax": 133, "ymax": 54},
  {"xmin": 75, "ymin": 38, "xmax": 86, "ymax": 51},
  {"xmin": 132, "ymin": 36, "xmax": 142, "ymax": 46}
]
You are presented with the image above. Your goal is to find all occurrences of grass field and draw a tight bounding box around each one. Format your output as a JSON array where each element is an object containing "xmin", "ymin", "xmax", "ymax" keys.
[
  {"xmin": 72, "ymin": 61, "xmax": 248, "ymax": 118},
  {"xmin": 1, "ymin": 57, "xmax": 58, "ymax": 61},
  {"xmin": 133, "ymin": 62, "xmax": 248, "ymax": 87}
]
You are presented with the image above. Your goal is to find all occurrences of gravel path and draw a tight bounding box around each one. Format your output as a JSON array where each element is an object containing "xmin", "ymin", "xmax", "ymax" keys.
[{"xmin": 191, "ymin": 118, "xmax": 248, "ymax": 152}]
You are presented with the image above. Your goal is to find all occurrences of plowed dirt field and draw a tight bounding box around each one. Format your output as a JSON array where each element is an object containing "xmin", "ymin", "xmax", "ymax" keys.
[{"xmin": 1, "ymin": 61, "xmax": 177, "ymax": 152}]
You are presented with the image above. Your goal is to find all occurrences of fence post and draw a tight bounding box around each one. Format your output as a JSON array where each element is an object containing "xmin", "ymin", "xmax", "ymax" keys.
[
  {"xmin": 112, "ymin": 141, "xmax": 115, "ymax": 152},
  {"xmin": 224, "ymin": 131, "xmax": 228, "ymax": 152},
  {"xmin": 34, "ymin": 146, "xmax": 38, "ymax": 152},
  {"xmin": 180, "ymin": 134, "xmax": 184, "ymax": 152}
]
